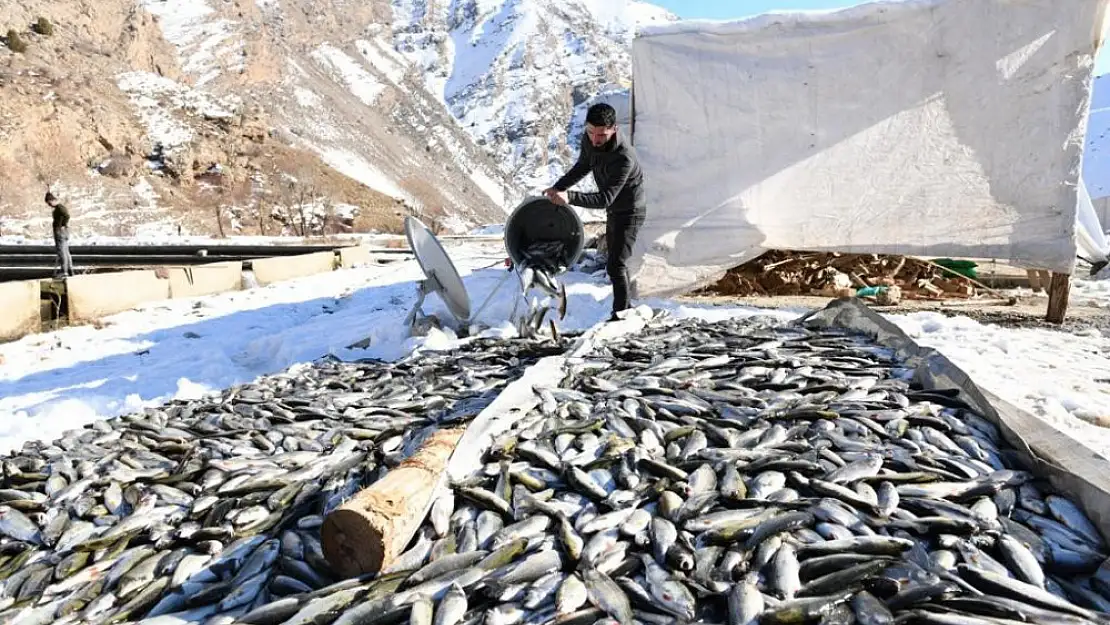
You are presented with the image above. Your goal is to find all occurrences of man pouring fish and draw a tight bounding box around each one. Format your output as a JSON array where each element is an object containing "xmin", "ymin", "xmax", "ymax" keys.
[{"xmin": 544, "ymin": 102, "xmax": 647, "ymax": 323}]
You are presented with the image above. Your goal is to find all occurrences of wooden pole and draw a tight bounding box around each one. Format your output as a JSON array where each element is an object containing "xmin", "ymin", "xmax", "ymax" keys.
[
  {"xmin": 940, "ymin": 298, "xmax": 1015, "ymax": 308},
  {"xmin": 1025, "ymin": 268, "xmax": 1053, "ymax": 294},
  {"xmin": 1045, "ymin": 272, "xmax": 1071, "ymax": 324},
  {"xmin": 629, "ymin": 78, "xmax": 636, "ymax": 145},
  {"xmin": 1026, "ymin": 269, "xmax": 1045, "ymax": 292},
  {"xmin": 320, "ymin": 427, "xmax": 464, "ymax": 579}
]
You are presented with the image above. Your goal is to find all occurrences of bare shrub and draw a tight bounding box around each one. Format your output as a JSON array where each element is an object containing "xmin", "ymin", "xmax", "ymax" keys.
[
  {"xmin": 6, "ymin": 30, "xmax": 27, "ymax": 54},
  {"xmin": 32, "ymin": 18, "xmax": 54, "ymax": 37}
]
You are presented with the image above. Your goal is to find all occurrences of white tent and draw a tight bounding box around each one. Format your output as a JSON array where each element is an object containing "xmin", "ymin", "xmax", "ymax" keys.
[
  {"xmin": 1079, "ymin": 176, "xmax": 1110, "ymax": 263},
  {"xmin": 627, "ymin": 0, "xmax": 1110, "ymax": 297}
]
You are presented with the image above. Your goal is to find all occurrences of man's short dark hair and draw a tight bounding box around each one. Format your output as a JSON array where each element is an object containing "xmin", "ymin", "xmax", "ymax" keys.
[
  {"xmin": 44, "ymin": 192, "xmax": 56, "ymax": 204},
  {"xmin": 586, "ymin": 103, "xmax": 617, "ymax": 128}
]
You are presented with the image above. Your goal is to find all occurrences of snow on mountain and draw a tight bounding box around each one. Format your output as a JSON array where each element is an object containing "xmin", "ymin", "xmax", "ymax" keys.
[
  {"xmin": 140, "ymin": 0, "xmax": 245, "ymax": 88},
  {"xmin": 2, "ymin": 0, "xmax": 676, "ymax": 238},
  {"xmin": 145, "ymin": 0, "xmax": 680, "ymax": 226},
  {"xmin": 391, "ymin": 0, "xmax": 679, "ymax": 196}
]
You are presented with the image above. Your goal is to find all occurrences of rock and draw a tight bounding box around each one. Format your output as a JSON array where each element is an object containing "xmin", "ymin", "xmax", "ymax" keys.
[
  {"xmin": 240, "ymin": 117, "xmax": 268, "ymax": 143},
  {"xmin": 876, "ymin": 285, "xmax": 902, "ymax": 305},
  {"xmin": 97, "ymin": 152, "xmax": 136, "ymax": 177}
]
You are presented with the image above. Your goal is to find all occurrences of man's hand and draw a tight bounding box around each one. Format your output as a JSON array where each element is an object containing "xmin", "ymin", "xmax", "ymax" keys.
[{"xmin": 544, "ymin": 188, "xmax": 569, "ymax": 206}]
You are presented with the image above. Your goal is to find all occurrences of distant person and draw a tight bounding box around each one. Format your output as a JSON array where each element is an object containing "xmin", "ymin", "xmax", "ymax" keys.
[
  {"xmin": 46, "ymin": 192, "xmax": 73, "ymax": 278},
  {"xmin": 544, "ymin": 102, "xmax": 646, "ymax": 322}
]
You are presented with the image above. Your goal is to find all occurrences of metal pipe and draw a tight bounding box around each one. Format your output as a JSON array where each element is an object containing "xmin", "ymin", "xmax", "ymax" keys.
[
  {"xmin": 0, "ymin": 253, "xmax": 410, "ymax": 266},
  {"xmin": 0, "ymin": 255, "xmax": 254, "ymax": 266},
  {"xmin": 0, "ymin": 244, "xmax": 413, "ymax": 257}
]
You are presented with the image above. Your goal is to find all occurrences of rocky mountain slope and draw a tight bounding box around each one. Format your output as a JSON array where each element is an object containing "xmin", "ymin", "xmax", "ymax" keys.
[
  {"xmin": 391, "ymin": 0, "xmax": 675, "ymax": 193},
  {"xmin": 0, "ymin": 0, "xmax": 675, "ymax": 239}
]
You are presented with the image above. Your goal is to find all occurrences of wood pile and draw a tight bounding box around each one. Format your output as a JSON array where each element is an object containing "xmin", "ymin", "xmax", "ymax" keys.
[{"xmin": 701, "ymin": 251, "xmax": 990, "ymax": 304}]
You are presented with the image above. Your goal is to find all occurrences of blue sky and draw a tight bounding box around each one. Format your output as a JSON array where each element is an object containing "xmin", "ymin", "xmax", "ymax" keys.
[{"xmin": 650, "ymin": 0, "xmax": 860, "ymax": 20}]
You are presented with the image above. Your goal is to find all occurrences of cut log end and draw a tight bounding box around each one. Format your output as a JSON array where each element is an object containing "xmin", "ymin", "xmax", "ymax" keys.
[
  {"xmin": 321, "ymin": 509, "xmax": 387, "ymax": 579},
  {"xmin": 321, "ymin": 427, "xmax": 465, "ymax": 578}
]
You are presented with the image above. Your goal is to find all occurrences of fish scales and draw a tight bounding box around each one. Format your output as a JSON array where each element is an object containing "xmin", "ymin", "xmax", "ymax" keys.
[
  {"xmin": 0, "ymin": 335, "xmax": 572, "ymax": 625},
  {"xmin": 373, "ymin": 314, "xmax": 1110, "ymax": 625},
  {"xmin": 1, "ymin": 314, "xmax": 1108, "ymax": 625}
]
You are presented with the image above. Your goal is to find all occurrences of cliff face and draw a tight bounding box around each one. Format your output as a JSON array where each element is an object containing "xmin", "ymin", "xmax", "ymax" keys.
[
  {"xmin": 390, "ymin": 0, "xmax": 675, "ymax": 192},
  {"xmin": 0, "ymin": 0, "xmax": 676, "ymax": 239}
]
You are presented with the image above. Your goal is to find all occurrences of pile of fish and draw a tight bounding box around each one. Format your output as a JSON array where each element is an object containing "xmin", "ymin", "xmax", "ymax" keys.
[
  {"xmin": 5, "ymin": 310, "xmax": 1110, "ymax": 625},
  {"xmin": 514, "ymin": 241, "xmax": 571, "ymax": 336},
  {"xmin": 519, "ymin": 241, "xmax": 570, "ymax": 278},
  {"xmin": 344, "ymin": 315, "xmax": 1110, "ymax": 625},
  {"xmin": 0, "ymin": 336, "xmax": 571, "ymax": 625}
]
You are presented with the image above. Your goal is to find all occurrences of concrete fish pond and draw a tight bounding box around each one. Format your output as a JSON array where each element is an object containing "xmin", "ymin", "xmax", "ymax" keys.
[{"xmin": 0, "ymin": 300, "xmax": 1109, "ymax": 625}]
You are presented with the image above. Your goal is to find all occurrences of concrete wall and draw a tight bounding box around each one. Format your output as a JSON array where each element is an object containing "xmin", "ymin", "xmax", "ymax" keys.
[
  {"xmin": 251, "ymin": 251, "xmax": 337, "ymax": 286},
  {"xmin": 67, "ymin": 270, "xmax": 171, "ymax": 322},
  {"xmin": 337, "ymin": 246, "xmax": 373, "ymax": 268},
  {"xmin": 167, "ymin": 261, "xmax": 243, "ymax": 299},
  {"xmin": 10, "ymin": 246, "xmax": 407, "ymax": 339},
  {"xmin": 0, "ymin": 280, "xmax": 41, "ymax": 342}
]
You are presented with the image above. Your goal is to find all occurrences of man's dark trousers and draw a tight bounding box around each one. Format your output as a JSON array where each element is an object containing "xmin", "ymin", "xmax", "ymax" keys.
[{"xmin": 606, "ymin": 210, "xmax": 644, "ymax": 315}]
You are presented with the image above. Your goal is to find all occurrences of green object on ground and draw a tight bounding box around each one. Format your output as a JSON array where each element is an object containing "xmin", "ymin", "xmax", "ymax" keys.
[
  {"xmin": 856, "ymin": 286, "xmax": 886, "ymax": 297},
  {"xmin": 929, "ymin": 258, "xmax": 979, "ymax": 280}
]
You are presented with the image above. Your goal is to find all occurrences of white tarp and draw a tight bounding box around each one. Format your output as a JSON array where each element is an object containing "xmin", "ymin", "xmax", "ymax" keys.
[
  {"xmin": 628, "ymin": 0, "xmax": 1109, "ymax": 297},
  {"xmin": 1078, "ymin": 176, "xmax": 1110, "ymax": 263}
]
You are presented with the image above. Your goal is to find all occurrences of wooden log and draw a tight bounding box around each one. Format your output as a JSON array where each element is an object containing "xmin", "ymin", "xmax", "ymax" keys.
[
  {"xmin": 320, "ymin": 427, "xmax": 465, "ymax": 579},
  {"xmin": 941, "ymin": 298, "xmax": 1017, "ymax": 307},
  {"xmin": 917, "ymin": 258, "xmax": 1016, "ymax": 304},
  {"xmin": 1046, "ymin": 272, "xmax": 1072, "ymax": 324},
  {"xmin": 629, "ymin": 77, "xmax": 636, "ymax": 145},
  {"xmin": 1026, "ymin": 269, "xmax": 1047, "ymax": 292}
]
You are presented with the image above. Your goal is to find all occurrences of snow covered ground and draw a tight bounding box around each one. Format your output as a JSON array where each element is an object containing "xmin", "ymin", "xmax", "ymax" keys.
[
  {"xmin": 889, "ymin": 311, "xmax": 1110, "ymax": 454},
  {"xmin": 2, "ymin": 239, "xmax": 1110, "ymax": 463}
]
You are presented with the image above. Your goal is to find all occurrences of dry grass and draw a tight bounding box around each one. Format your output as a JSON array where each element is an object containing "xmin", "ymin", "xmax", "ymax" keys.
[{"xmin": 352, "ymin": 209, "xmax": 404, "ymax": 235}]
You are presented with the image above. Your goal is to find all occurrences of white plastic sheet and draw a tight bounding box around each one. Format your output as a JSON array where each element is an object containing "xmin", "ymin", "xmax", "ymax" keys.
[
  {"xmin": 1078, "ymin": 177, "xmax": 1110, "ymax": 263},
  {"xmin": 628, "ymin": 0, "xmax": 1109, "ymax": 297}
]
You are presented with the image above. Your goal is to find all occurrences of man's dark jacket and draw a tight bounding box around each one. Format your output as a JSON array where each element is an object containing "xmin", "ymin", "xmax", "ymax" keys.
[
  {"xmin": 553, "ymin": 130, "xmax": 645, "ymax": 216},
  {"xmin": 52, "ymin": 203, "xmax": 70, "ymax": 238}
]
